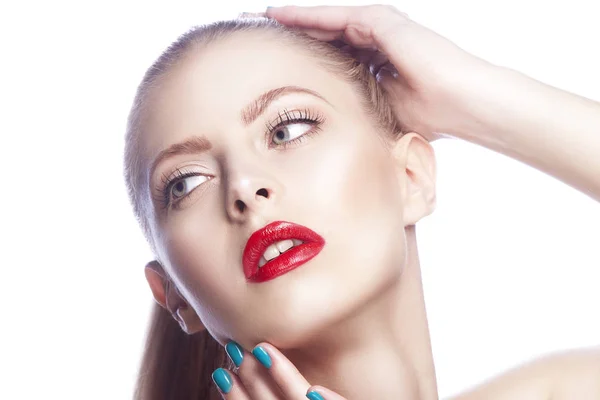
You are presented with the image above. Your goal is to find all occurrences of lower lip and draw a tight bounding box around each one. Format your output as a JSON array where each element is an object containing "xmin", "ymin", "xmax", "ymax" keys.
[{"xmin": 248, "ymin": 241, "xmax": 324, "ymax": 283}]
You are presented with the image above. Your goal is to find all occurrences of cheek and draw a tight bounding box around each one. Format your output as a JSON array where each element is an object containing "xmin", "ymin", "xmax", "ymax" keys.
[
  {"xmin": 255, "ymin": 128, "xmax": 407, "ymax": 347},
  {"xmin": 151, "ymin": 125, "xmax": 406, "ymax": 346},
  {"xmin": 335, "ymin": 134, "xmax": 405, "ymax": 268},
  {"xmin": 287, "ymin": 123, "xmax": 406, "ymax": 279},
  {"xmin": 295, "ymin": 125, "xmax": 402, "ymax": 232},
  {"xmin": 159, "ymin": 210, "xmax": 243, "ymax": 331}
]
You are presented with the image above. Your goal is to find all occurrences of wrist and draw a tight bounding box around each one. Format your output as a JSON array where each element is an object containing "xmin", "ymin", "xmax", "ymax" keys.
[{"xmin": 445, "ymin": 62, "xmax": 522, "ymax": 145}]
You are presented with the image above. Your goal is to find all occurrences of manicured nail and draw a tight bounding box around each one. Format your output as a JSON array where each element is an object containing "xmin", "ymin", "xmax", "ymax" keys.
[
  {"xmin": 211, "ymin": 368, "xmax": 233, "ymax": 394},
  {"xmin": 307, "ymin": 390, "xmax": 325, "ymax": 400},
  {"xmin": 252, "ymin": 345, "xmax": 272, "ymax": 368},
  {"xmin": 225, "ymin": 340, "xmax": 244, "ymax": 367}
]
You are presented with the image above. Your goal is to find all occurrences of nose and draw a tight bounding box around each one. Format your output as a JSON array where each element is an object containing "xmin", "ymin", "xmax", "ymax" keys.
[{"xmin": 225, "ymin": 173, "xmax": 278, "ymax": 223}]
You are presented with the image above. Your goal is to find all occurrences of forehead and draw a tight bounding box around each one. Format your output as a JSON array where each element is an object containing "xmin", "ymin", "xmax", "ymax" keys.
[{"xmin": 139, "ymin": 32, "xmax": 354, "ymax": 156}]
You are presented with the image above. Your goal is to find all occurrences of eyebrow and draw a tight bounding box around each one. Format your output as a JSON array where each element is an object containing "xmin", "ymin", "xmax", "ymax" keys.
[
  {"xmin": 240, "ymin": 85, "xmax": 331, "ymax": 126},
  {"xmin": 149, "ymin": 85, "xmax": 331, "ymax": 181}
]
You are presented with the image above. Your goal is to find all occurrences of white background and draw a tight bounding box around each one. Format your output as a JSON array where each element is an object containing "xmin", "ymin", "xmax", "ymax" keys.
[{"xmin": 0, "ymin": 0, "xmax": 598, "ymax": 399}]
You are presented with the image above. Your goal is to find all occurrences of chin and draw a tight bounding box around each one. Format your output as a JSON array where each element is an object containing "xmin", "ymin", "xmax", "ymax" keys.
[
  {"xmin": 258, "ymin": 306, "xmax": 344, "ymax": 350},
  {"xmin": 217, "ymin": 233, "xmax": 405, "ymax": 350},
  {"xmin": 251, "ymin": 262, "xmax": 397, "ymax": 350}
]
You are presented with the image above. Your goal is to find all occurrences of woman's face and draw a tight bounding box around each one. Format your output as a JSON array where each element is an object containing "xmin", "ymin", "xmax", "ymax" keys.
[{"xmin": 139, "ymin": 32, "xmax": 412, "ymax": 349}]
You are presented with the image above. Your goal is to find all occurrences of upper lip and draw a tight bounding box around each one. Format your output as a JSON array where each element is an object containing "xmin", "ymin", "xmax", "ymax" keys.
[{"xmin": 242, "ymin": 221, "xmax": 324, "ymax": 279}]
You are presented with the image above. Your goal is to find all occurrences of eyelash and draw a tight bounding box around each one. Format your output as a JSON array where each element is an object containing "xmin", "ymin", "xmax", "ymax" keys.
[
  {"xmin": 264, "ymin": 108, "xmax": 324, "ymax": 149},
  {"xmin": 155, "ymin": 168, "xmax": 201, "ymax": 210},
  {"xmin": 156, "ymin": 108, "xmax": 325, "ymax": 209}
]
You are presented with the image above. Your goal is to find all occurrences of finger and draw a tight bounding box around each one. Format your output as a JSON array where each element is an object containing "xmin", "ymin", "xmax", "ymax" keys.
[
  {"xmin": 266, "ymin": 5, "xmax": 351, "ymax": 29},
  {"xmin": 367, "ymin": 52, "xmax": 391, "ymax": 76},
  {"xmin": 266, "ymin": 4, "xmax": 408, "ymax": 30},
  {"xmin": 252, "ymin": 342, "xmax": 312, "ymax": 398},
  {"xmin": 342, "ymin": 47, "xmax": 393, "ymax": 79},
  {"xmin": 296, "ymin": 27, "xmax": 343, "ymax": 42},
  {"xmin": 295, "ymin": 27, "xmax": 377, "ymax": 50},
  {"xmin": 226, "ymin": 341, "xmax": 284, "ymax": 399},
  {"xmin": 350, "ymin": 48, "xmax": 378, "ymax": 64},
  {"xmin": 266, "ymin": 5, "xmax": 409, "ymax": 62},
  {"xmin": 267, "ymin": 5, "xmax": 375, "ymax": 48},
  {"xmin": 347, "ymin": 48, "xmax": 390, "ymax": 74},
  {"xmin": 306, "ymin": 385, "xmax": 348, "ymax": 400},
  {"xmin": 211, "ymin": 368, "xmax": 251, "ymax": 399},
  {"xmin": 376, "ymin": 62, "xmax": 408, "ymax": 89}
]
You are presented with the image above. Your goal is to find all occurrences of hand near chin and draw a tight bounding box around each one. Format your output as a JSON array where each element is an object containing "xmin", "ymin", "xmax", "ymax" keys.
[
  {"xmin": 262, "ymin": 4, "xmax": 497, "ymax": 142},
  {"xmin": 212, "ymin": 341, "xmax": 346, "ymax": 400}
]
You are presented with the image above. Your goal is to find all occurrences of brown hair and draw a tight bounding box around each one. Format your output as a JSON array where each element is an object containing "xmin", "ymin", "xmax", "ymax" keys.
[{"xmin": 125, "ymin": 17, "xmax": 403, "ymax": 400}]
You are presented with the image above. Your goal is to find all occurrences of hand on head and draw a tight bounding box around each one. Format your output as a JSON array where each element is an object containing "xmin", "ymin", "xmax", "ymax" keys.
[{"xmin": 262, "ymin": 4, "xmax": 494, "ymax": 142}]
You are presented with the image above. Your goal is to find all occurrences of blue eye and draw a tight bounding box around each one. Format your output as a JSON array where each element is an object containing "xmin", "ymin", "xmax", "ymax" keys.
[
  {"xmin": 272, "ymin": 122, "xmax": 313, "ymax": 145},
  {"xmin": 170, "ymin": 175, "xmax": 210, "ymax": 200},
  {"xmin": 157, "ymin": 169, "xmax": 212, "ymax": 209},
  {"xmin": 266, "ymin": 108, "xmax": 325, "ymax": 148}
]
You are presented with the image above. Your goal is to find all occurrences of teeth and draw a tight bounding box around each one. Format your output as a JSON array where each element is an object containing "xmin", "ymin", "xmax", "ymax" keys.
[
  {"xmin": 257, "ymin": 239, "xmax": 305, "ymax": 268},
  {"xmin": 263, "ymin": 243, "xmax": 280, "ymax": 261},
  {"xmin": 276, "ymin": 239, "xmax": 294, "ymax": 253},
  {"xmin": 258, "ymin": 256, "xmax": 267, "ymax": 268}
]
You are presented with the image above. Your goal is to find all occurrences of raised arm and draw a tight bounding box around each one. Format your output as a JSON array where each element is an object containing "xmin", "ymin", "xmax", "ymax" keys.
[
  {"xmin": 452, "ymin": 66, "xmax": 600, "ymax": 202},
  {"xmin": 264, "ymin": 4, "xmax": 600, "ymax": 202},
  {"xmin": 262, "ymin": 5, "xmax": 600, "ymax": 399}
]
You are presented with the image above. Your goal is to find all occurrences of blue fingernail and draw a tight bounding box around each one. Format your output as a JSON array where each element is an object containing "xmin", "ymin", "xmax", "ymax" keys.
[
  {"xmin": 211, "ymin": 368, "xmax": 233, "ymax": 394},
  {"xmin": 252, "ymin": 345, "xmax": 272, "ymax": 368},
  {"xmin": 307, "ymin": 391, "xmax": 325, "ymax": 400},
  {"xmin": 225, "ymin": 340, "xmax": 244, "ymax": 367}
]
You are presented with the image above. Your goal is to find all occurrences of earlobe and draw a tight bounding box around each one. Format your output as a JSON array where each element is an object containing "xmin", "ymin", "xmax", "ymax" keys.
[
  {"xmin": 175, "ymin": 306, "xmax": 206, "ymax": 335},
  {"xmin": 144, "ymin": 260, "xmax": 206, "ymax": 335},
  {"xmin": 392, "ymin": 132, "xmax": 437, "ymax": 226}
]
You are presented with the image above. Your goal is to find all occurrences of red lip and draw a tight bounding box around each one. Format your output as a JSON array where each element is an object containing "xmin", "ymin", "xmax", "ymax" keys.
[{"xmin": 243, "ymin": 221, "xmax": 325, "ymax": 283}]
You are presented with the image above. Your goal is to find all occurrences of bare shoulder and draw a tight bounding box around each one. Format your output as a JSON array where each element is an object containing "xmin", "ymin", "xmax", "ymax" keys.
[{"xmin": 449, "ymin": 347, "xmax": 600, "ymax": 400}]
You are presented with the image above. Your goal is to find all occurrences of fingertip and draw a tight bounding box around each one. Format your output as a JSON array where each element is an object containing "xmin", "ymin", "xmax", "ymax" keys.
[
  {"xmin": 254, "ymin": 341, "xmax": 281, "ymax": 357},
  {"xmin": 251, "ymin": 343, "xmax": 273, "ymax": 368},
  {"xmin": 225, "ymin": 340, "xmax": 244, "ymax": 368},
  {"xmin": 255, "ymin": 341, "xmax": 274, "ymax": 351},
  {"xmin": 306, "ymin": 390, "xmax": 325, "ymax": 400},
  {"xmin": 265, "ymin": 6, "xmax": 278, "ymax": 16},
  {"xmin": 307, "ymin": 385, "xmax": 347, "ymax": 400},
  {"xmin": 265, "ymin": 5, "xmax": 299, "ymax": 19},
  {"xmin": 211, "ymin": 368, "xmax": 233, "ymax": 394}
]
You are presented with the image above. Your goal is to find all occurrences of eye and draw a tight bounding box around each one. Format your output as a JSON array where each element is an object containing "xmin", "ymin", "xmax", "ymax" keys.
[
  {"xmin": 170, "ymin": 175, "xmax": 210, "ymax": 200},
  {"xmin": 272, "ymin": 122, "xmax": 313, "ymax": 145},
  {"xmin": 266, "ymin": 108, "xmax": 325, "ymax": 149}
]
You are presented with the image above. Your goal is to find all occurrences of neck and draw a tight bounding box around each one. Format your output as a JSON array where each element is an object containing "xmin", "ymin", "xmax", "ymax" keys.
[{"xmin": 283, "ymin": 225, "xmax": 438, "ymax": 400}]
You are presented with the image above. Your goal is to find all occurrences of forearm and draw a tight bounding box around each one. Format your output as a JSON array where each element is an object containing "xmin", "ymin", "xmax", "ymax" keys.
[{"xmin": 454, "ymin": 65, "xmax": 600, "ymax": 202}]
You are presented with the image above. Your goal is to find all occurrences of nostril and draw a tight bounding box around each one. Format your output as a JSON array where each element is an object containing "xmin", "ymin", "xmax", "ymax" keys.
[
  {"xmin": 235, "ymin": 200, "xmax": 246, "ymax": 213},
  {"xmin": 256, "ymin": 188, "xmax": 269, "ymax": 198}
]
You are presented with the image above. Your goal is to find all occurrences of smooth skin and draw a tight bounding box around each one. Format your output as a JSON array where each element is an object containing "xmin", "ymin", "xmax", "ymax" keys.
[
  {"xmin": 145, "ymin": 4, "xmax": 600, "ymax": 400},
  {"xmin": 210, "ymin": 4, "xmax": 600, "ymax": 400}
]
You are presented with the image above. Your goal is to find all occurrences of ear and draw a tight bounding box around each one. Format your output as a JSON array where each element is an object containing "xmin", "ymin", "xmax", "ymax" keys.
[
  {"xmin": 144, "ymin": 261, "xmax": 205, "ymax": 335},
  {"xmin": 391, "ymin": 132, "xmax": 437, "ymax": 226}
]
